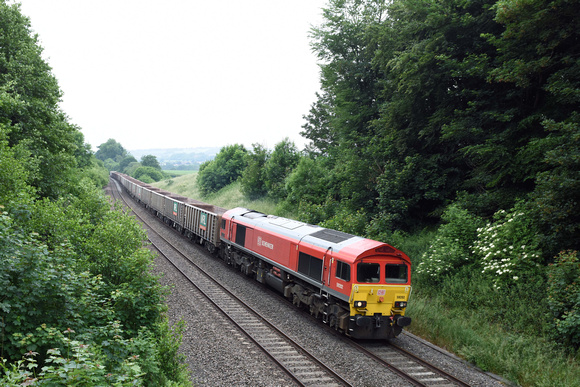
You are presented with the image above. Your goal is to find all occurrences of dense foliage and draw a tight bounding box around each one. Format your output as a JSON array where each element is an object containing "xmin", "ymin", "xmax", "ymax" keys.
[
  {"xmin": 196, "ymin": 144, "xmax": 248, "ymax": 195},
  {"xmin": 547, "ymin": 250, "xmax": 580, "ymax": 349},
  {"xmin": 0, "ymin": 2, "xmax": 190, "ymax": 385},
  {"xmin": 95, "ymin": 138, "xmax": 128, "ymax": 164},
  {"xmin": 0, "ymin": 2, "xmax": 91, "ymax": 199},
  {"xmin": 297, "ymin": 0, "xmax": 579, "ymax": 246}
]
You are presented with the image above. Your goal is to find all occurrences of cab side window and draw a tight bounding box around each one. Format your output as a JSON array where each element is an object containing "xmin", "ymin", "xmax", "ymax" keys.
[{"xmin": 335, "ymin": 260, "xmax": 351, "ymax": 282}]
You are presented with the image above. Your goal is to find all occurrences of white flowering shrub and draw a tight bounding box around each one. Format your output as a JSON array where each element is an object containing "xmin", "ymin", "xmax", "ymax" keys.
[
  {"xmin": 472, "ymin": 204, "xmax": 542, "ymax": 289},
  {"xmin": 416, "ymin": 205, "xmax": 484, "ymax": 281}
]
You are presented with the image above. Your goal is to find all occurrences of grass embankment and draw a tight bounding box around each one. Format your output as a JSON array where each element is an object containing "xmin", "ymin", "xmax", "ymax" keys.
[
  {"xmin": 153, "ymin": 174, "xmax": 284, "ymax": 216},
  {"xmin": 162, "ymin": 170, "xmax": 197, "ymax": 176},
  {"xmin": 152, "ymin": 174, "xmax": 579, "ymax": 387},
  {"xmin": 407, "ymin": 297, "xmax": 579, "ymax": 386}
]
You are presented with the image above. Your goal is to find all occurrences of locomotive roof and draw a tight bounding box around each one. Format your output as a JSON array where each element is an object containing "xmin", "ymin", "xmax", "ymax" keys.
[{"xmin": 224, "ymin": 207, "xmax": 406, "ymax": 261}]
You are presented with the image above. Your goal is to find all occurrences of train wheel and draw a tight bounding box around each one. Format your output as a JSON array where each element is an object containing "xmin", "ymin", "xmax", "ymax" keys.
[
  {"xmin": 329, "ymin": 315, "xmax": 337, "ymax": 330},
  {"xmin": 293, "ymin": 294, "xmax": 301, "ymax": 308}
]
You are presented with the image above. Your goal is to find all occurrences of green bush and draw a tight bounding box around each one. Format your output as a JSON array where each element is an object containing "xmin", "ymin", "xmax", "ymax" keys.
[
  {"xmin": 134, "ymin": 166, "xmax": 164, "ymax": 182},
  {"xmin": 416, "ymin": 205, "xmax": 484, "ymax": 282},
  {"xmin": 547, "ymin": 250, "xmax": 580, "ymax": 351},
  {"xmin": 1, "ymin": 182, "xmax": 190, "ymax": 385},
  {"xmin": 197, "ymin": 144, "xmax": 247, "ymax": 195},
  {"xmin": 240, "ymin": 143, "xmax": 269, "ymax": 199},
  {"xmin": 0, "ymin": 337, "xmax": 143, "ymax": 386},
  {"xmin": 81, "ymin": 159, "xmax": 110, "ymax": 188},
  {"xmin": 319, "ymin": 207, "xmax": 369, "ymax": 236},
  {"xmin": 285, "ymin": 157, "xmax": 330, "ymax": 206}
]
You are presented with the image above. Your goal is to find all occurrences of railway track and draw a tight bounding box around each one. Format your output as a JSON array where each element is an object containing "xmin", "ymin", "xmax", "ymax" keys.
[
  {"xmin": 110, "ymin": 179, "xmax": 352, "ymax": 387},
  {"xmin": 109, "ymin": 178, "xmax": 474, "ymax": 386},
  {"xmin": 354, "ymin": 341, "xmax": 470, "ymax": 386},
  {"xmin": 265, "ymin": 274, "xmax": 473, "ymax": 386}
]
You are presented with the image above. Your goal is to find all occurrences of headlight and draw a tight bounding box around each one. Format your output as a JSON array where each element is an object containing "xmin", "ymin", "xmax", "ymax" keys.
[
  {"xmin": 394, "ymin": 301, "xmax": 407, "ymax": 308},
  {"xmin": 354, "ymin": 301, "xmax": 367, "ymax": 308}
]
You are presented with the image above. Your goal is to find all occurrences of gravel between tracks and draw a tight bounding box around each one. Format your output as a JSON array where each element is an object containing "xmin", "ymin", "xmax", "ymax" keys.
[{"xmin": 112, "ymin": 182, "xmax": 507, "ymax": 386}]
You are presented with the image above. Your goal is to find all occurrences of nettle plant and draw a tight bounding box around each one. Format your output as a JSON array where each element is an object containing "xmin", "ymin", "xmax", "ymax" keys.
[{"xmin": 471, "ymin": 205, "xmax": 542, "ymax": 289}]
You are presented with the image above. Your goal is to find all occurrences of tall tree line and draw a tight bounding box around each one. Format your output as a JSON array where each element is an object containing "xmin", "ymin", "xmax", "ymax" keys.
[
  {"xmin": 0, "ymin": 2, "xmax": 92, "ymax": 198},
  {"xmin": 298, "ymin": 0, "xmax": 579, "ymax": 254}
]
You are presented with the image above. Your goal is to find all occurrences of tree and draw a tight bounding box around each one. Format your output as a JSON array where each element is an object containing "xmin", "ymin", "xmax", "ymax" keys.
[
  {"xmin": 368, "ymin": 0, "xmax": 502, "ymax": 228},
  {"xmin": 0, "ymin": 4, "xmax": 191, "ymax": 383},
  {"xmin": 196, "ymin": 144, "xmax": 247, "ymax": 195},
  {"xmin": 307, "ymin": 0, "xmax": 387, "ymax": 215},
  {"xmin": 301, "ymin": 92, "xmax": 336, "ymax": 157},
  {"xmin": 0, "ymin": 2, "xmax": 89, "ymax": 198},
  {"xmin": 140, "ymin": 154, "xmax": 161, "ymax": 170},
  {"xmin": 486, "ymin": 0, "xmax": 580, "ymax": 254},
  {"xmin": 531, "ymin": 117, "xmax": 580, "ymax": 255},
  {"xmin": 264, "ymin": 138, "xmax": 300, "ymax": 200},
  {"xmin": 95, "ymin": 139, "xmax": 127, "ymax": 162},
  {"xmin": 103, "ymin": 158, "xmax": 120, "ymax": 172},
  {"xmin": 119, "ymin": 155, "xmax": 137, "ymax": 172},
  {"xmin": 0, "ymin": 127, "xmax": 35, "ymax": 211},
  {"xmin": 240, "ymin": 143, "xmax": 270, "ymax": 199},
  {"xmin": 124, "ymin": 161, "xmax": 141, "ymax": 177}
]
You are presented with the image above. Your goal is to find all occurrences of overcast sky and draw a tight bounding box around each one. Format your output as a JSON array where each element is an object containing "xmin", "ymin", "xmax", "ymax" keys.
[{"xmin": 15, "ymin": 0, "xmax": 327, "ymax": 152}]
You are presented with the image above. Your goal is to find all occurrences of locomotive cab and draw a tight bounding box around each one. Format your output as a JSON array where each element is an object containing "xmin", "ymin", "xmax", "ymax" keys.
[{"xmin": 348, "ymin": 258, "xmax": 412, "ymax": 339}]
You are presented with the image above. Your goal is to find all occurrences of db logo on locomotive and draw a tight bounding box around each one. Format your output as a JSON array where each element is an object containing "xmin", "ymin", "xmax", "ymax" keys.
[{"xmin": 257, "ymin": 236, "xmax": 274, "ymax": 250}]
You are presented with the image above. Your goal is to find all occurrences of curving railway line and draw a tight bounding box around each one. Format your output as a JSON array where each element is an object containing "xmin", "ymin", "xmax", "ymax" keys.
[
  {"xmin": 109, "ymin": 178, "xmax": 351, "ymax": 386},
  {"xmin": 108, "ymin": 177, "xmax": 503, "ymax": 387}
]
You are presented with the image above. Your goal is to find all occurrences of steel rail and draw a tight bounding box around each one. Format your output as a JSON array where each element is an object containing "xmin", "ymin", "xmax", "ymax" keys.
[{"xmin": 109, "ymin": 178, "xmax": 353, "ymax": 387}]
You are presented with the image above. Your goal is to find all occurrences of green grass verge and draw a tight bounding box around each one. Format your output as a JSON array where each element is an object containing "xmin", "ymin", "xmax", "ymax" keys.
[
  {"xmin": 162, "ymin": 170, "xmax": 197, "ymax": 176},
  {"xmin": 153, "ymin": 173, "xmax": 200, "ymax": 198},
  {"xmin": 406, "ymin": 295, "xmax": 579, "ymax": 386}
]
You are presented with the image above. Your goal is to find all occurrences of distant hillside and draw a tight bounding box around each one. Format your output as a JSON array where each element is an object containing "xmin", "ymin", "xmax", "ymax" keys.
[{"xmin": 129, "ymin": 147, "xmax": 220, "ymax": 169}]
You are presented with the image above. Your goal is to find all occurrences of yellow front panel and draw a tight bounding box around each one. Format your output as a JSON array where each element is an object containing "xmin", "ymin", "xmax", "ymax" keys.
[{"xmin": 349, "ymin": 284, "xmax": 411, "ymax": 316}]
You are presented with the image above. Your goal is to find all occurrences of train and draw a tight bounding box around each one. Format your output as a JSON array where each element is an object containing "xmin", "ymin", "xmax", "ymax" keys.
[{"xmin": 111, "ymin": 172, "xmax": 412, "ymax": 340}]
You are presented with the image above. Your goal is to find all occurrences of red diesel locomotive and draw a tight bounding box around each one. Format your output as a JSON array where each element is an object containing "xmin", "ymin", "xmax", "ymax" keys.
[{"xmin": 220, "ymin": 207, "xmax": 412, "ymax": 339}]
